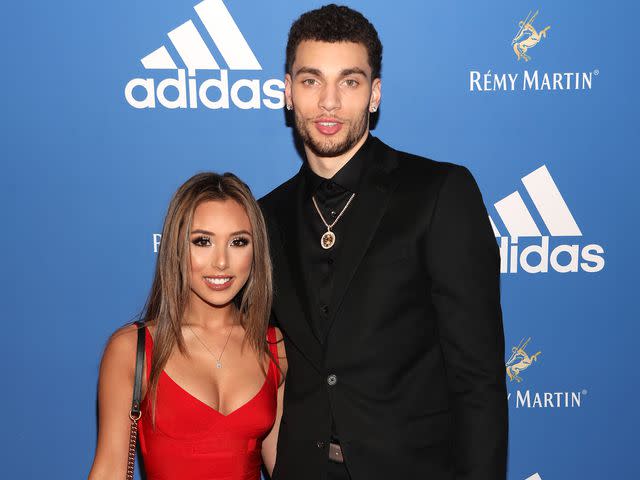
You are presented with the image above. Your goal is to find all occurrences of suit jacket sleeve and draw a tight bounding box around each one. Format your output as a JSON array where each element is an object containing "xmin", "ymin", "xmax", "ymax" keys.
[{"xmin": 423, "ymin": 165, "xmax": 508, "ymax": 479}]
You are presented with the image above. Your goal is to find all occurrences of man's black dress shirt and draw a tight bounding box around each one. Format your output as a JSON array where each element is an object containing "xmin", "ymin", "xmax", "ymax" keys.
[
  {"xmin": 299, "ymin": 135, "xmax": 374, "ymax": 442},
  {"xmin": 299, "ymin": 135, "xmax": 373, "ymax": 341}
]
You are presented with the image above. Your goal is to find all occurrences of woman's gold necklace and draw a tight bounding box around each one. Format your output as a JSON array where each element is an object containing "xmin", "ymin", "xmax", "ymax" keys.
[{"xmin": 188, "ymin": 323, "xmax": 235, "ymax": 369}]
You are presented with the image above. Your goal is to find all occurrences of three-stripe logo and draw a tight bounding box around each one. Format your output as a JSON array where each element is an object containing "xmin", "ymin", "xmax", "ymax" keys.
[
  {"xmin": 490, "ymin": 165, "xmax": 604, "ymax": 274},
  {"xmin": 124, "ymin": 0, "xmax": 284, "ymax": 110},
  {"xmin": 141, "ymin": 0, "xmax": 261, "ymax": 71}
]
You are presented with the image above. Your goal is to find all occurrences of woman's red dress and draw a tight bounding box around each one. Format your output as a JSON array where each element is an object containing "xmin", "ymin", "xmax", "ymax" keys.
[{"xmin": 138, "ymin": 326, "xmax": 280, "ymax": 480}]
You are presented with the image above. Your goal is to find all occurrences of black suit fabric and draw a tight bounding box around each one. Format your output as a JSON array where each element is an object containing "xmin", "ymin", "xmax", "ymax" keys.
[{"xmin": 260, "ymin": 137, "xmax": 507, "ymax": 480}]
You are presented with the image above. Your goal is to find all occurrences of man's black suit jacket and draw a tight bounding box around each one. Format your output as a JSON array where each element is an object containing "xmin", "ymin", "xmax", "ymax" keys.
[{"xmin": 259, "ymin": 137, "xmax": 507, "ymax": 480}]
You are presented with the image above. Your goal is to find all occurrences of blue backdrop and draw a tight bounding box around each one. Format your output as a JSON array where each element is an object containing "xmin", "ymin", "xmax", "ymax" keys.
[{"xmin": 3, "ymin": 1, "xmax": 639, "ymax": 479}]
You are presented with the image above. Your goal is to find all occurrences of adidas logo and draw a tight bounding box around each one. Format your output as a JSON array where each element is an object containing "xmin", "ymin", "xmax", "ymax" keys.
[
  {"xmin": 124, "ymin": 0, "xmax": 284, "ymax": 110},
  {"xmin": 490, "ymin": 165, "xmax": 605, "ymax": 274}
]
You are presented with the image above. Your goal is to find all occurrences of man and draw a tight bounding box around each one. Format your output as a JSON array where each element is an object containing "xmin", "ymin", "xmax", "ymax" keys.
[{"xmin": 260, "ymin": 5, "xmax": 507, "ymax": 480}]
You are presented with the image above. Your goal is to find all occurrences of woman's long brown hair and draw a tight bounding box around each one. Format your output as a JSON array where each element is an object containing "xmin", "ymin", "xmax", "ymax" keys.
[{"xmin": 142, "ymin": 172, "xmax": 272, "ymax": 422}]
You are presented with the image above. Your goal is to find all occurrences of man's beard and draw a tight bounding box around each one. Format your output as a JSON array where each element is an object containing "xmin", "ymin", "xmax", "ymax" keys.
[{"xmin": 294, "ymin": 108, "xmax": 369, "ymax": 158}]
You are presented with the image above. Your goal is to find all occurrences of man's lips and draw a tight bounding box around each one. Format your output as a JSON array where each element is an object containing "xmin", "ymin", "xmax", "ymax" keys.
[
  {"xmin": 314, "ymin": 118, "xmax": 343, "ymax": 136},
  {"xmin": 203, "ymin": 276, "xmax": 234, "ymax": 291}
]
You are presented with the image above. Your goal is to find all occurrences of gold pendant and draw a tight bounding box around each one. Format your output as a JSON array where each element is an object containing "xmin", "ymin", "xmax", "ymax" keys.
[{"xmin": 321, "ymin": 231, "xmax": 336, "ymax": 249}]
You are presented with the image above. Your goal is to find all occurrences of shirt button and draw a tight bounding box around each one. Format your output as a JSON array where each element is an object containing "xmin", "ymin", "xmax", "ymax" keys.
[
  {"xmin": 327, "ymin": 374, "xmax": 337, "ymax": 386},
  {"xmin": 327, "ymin": 258, "xmax": 334, "ymax": 266},
  {"xmin": 330, "ymin": 210, "xmax": 338, "ymax": 218},
  {"xmin": 327, "ymin": 182, "xmax": 335, "ymax": 191},
  {"xmin": 321, "ymin": 304, "xmax": 329, "ymax": 315},
  {"xmin": 317, "ymin": 441, "xmax": 325, "ymax": 449}
]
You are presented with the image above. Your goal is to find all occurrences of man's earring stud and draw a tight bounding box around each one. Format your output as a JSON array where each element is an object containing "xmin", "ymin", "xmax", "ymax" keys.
[
  {"xmin": 370, "ymin": 105, "xmax": 378, "ymax": 113},
  {"xmin": 286, "ymin": 104, "xmax": 293, "ymax": 111}
]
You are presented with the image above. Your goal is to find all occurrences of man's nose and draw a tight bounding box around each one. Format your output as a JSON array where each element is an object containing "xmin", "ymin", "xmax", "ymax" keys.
[{"xmin": 319, "ymin": 83, "xmax": 341, "ymax": 112}]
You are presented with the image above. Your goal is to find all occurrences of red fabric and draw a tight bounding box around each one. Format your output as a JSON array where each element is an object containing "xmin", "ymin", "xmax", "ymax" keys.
[{"xmin": 138, "ymin": 326, "xmax": 280, "ymax": 480}]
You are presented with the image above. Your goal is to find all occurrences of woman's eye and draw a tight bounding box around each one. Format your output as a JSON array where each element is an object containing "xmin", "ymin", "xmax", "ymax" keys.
[
  {"xmin": 192, "ymin": 236, "xmax": 211, "ymax": 247},
  {"xmin": 231, "ymin": 237, "xmax": 250, "ymax": 247}
]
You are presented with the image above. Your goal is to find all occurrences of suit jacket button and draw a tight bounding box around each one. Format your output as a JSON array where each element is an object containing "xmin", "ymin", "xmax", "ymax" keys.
[
  {"xmin": 317, "ymin": 441, "xmax": 325, "ymax": 449},
  {"xmin": 327, "ymin": 374, "xmax": 337, "ymax": 386}
]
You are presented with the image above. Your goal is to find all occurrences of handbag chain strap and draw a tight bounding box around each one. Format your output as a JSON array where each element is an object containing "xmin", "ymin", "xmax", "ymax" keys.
[{"xmin": 126, "ymin": 321, "xmax": 146, "ymax": 480}]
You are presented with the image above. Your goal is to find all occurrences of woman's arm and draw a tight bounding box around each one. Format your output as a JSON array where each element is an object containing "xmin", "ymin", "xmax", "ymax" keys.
[
  {"xmin": 88, "ymin": 325, "xmax": 142, "ymax": 480},
  {"xmin": 261, "ymin": 327, "xmax": 288, "ymax": 477}
]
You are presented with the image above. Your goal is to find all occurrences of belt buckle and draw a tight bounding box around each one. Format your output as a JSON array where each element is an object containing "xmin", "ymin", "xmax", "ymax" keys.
[{"xmin": 328, "ymin": 442, "xmax": 344, "ymax": 463}]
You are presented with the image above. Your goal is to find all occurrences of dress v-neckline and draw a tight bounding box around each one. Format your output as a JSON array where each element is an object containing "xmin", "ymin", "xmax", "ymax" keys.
[
  {"xmin": 145, "ymin": 327, "xmax": 272, "ymax": 418},
  {"xmin": 160, "ymin": 369, "xmax": 270, "ymax": 418}
]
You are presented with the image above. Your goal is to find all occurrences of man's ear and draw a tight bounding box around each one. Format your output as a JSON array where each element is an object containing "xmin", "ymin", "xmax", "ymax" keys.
[
  {"xmin": 284, "ymin": 73, "xmax": 293, "ymax": 108},
  {"xmin": 370, "ymin": 77, "xmax": 381, "ymax": 111}
]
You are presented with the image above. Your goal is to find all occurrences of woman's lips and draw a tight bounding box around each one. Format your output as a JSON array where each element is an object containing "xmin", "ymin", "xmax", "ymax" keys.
[{"xmin": 203, "ymin": 276, "xmax": 234, "ymax": 291}]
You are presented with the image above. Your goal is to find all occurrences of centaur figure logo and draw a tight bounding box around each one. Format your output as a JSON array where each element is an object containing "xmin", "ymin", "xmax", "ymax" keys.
[
  {"xmin": 512, "ymin": 10, "xmax": 551, "ymax": 62},
  {"xmin": 506, "ymin": 337, "xmax": 541, "ymax": 382}
]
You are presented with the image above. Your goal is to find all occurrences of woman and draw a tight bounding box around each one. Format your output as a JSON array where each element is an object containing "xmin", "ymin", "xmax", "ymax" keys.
[{"xmin": 89, "ymin": 172, "xmax": 286, "ymax": 480}]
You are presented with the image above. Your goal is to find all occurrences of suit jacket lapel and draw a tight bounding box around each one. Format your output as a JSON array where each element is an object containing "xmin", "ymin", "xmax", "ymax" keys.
[
  {"xmin": 271, "ymin": 173, "xmax": 324, "ymax": 372},
  {"xmin": 324, "ymin": 141, "xmax": 401, "ymax": 341}
]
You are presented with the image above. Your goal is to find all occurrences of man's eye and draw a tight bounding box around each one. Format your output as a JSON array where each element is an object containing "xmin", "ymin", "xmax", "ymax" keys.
[
  {"xmin": 192, "ymin": 236, "xmax": 211, "ymax": 247},
  {"xmin": 231, "ymin": 237, "xmax": 250, "ymax": 247},
  {"xmin": 343, "ymin": 79, "xmax": 359, "ymax": 87},
  {"xmin": 302, "ymin": 78, "xmax": 318, "ymax": 86}
]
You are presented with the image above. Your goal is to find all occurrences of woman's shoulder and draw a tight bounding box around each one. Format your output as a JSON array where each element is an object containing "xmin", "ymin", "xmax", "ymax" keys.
[
  {"xmin": 106, "ymin": 323, "xmax": 142, "ymax": 352},
  {"xmin": 267, "ymin": 326, "xmax": 287, "ymax": 377},
  {"xmin": 267, "ymin": 325, "xmax": 283, "ymax": 341},
  {"xmin": 100, "ymin": 323, "xmax": 146, "ymax": 379},
  {"xmin": 267, "ymin": 326, "xmax": 285, "ymax": 352}
]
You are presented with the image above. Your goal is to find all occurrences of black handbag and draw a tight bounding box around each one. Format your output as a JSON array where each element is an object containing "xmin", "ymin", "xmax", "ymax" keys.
[{"xmin": 126, "ymin": 322, "xmax": 146, "ymax": 480}]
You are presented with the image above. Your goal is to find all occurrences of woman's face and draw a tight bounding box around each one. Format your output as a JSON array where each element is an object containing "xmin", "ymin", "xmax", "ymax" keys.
[{"xmin": 189, "ymin": 199, "xmax": 254, "ymax": 308}]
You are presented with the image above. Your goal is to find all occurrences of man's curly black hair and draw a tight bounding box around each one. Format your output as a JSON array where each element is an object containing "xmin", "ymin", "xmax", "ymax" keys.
[{"xmin": 286, "ymin": 4, "xmax": 383, "ymax": 80}]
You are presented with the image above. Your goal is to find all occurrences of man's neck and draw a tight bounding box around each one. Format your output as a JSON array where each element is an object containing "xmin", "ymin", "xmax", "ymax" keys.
[{"xmin": 305, "ymin": 132, "xmax": 369, "ymax": 179}]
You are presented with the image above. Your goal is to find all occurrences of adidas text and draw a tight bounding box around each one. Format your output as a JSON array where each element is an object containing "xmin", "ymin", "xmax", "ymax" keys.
[
  {"xmin": 125, "ymin": 69, "xmax": 284, "ymax": 110},
  {"xmin": 498, "ymin": 236, "xmax": 605, "ymax": 274}
]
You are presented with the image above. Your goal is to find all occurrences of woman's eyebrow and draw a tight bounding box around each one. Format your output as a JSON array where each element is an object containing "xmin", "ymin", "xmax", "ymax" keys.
[{"xmin": 190, "ymin": 229, "xmax": 253, "ymax": 236}]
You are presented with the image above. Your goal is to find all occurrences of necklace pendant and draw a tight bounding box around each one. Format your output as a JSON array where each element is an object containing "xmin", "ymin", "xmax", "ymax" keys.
[
  {"xmin": 321, "ymin": 230, "xmax": 336, "ymax": 249},
  {"xmin": 216, "ymin": 362, "xmax": 222, "ymax": 369}
]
